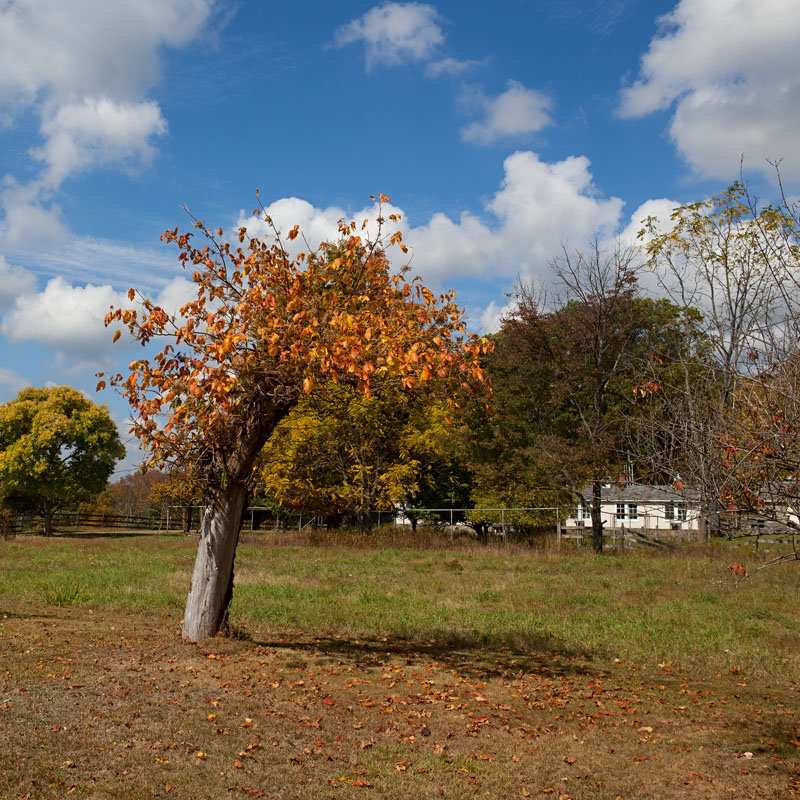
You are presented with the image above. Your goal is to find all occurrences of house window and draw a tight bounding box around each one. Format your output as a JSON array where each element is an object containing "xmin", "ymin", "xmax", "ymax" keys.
[
  {"xmin": 616, "ymin": 503, "xmax": 625, "ymax": 520},
  {"xmin": 582, "ymin": 502, "xmax": 591, "ymax": 520},
  {"xmin": 664, "ymin": 502, "xmax": 674, "ymax": 520},
  {"xmin": 627, "ymin": 503, "xmax": 638, "ymax": 520},
  {"xmin": 677, "ymin": 503, "xmax": 687, "ymax": 521}
]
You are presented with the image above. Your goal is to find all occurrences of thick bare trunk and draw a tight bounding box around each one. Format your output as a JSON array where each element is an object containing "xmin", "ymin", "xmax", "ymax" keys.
[
  {"xmin": 181, "ymin": 410, "xmax": 285, "ymax": 642},
  {"xmin": 182, "ymin": 484, "xmax": 247, "ymax": 641}
]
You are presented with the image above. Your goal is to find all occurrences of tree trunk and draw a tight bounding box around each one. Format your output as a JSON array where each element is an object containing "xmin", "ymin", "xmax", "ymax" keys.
[
  {"xmin": 0, "ymin": 508, "xmax": 13, "ymax": 540},
  {"xmin": 356, "ymin": 508, "xmax": 372, "ymax": 533},
  {"xmin": 181, "ymin": 411, "xmax": 284, "ymax": 642},
  {"xmin": 43, "ymin": 502, "xmax": 54, "ymax": 537},
  {"xmin": 591, "ymin": 480, "xmax": 604, "ymax": 553},
  {"xmin": 182, "ymin": 484, "xmax": 247, "ymax": 641}
]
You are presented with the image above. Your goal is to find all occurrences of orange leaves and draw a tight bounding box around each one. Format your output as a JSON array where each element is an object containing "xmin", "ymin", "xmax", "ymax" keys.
[
  {"xmin": 99, "ymin": 198, "xmax": 490, "ymax": 478},
  {"xmin": 729, "ymin": 563, "xmax": 747, "ymax": 578}
]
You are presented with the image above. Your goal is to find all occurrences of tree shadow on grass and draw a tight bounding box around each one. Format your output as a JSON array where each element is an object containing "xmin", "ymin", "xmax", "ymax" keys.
[{"xmin": 242, "ymin": 630, "xmax": 593, "ymax": 680}]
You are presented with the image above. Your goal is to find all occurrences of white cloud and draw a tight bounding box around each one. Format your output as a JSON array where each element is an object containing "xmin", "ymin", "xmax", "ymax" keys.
[
  {"xmin": 478, "ymin": 299, "xmax": 516, "ymax": 334},
  {"xmin": 619, "ymin": 0, "xmax": 800, "ymax": 178},
  {"xmin": 0, "ymin": 0, "xmax": 214, "ymax": 242},
  {"xmin": 154, "ymin": 276, "xmax": 196, "ymax": 317},
  {"xmin": 1, "ymin": 276, "xmax": 130, "ymax": 355},
  {"xmin": 482, "ymin": 151, "xmax": 623, "ymax": 272},
  {"xmin": 334, "ymin": 2, "xmax": 443, "ymax": 68},
  {"xmin": 0, "ymin": 0, "xmax": 213, "ymax": 108},
  {"xmin": 0, "ymin": 366, "xmax": 31, "ymax": 401},
  {"xmin": 461, "ymin": 81, "xmax": 552, "ymax": 145},
  {"xmin": 0, "ymin": 273, "xmax": 199, "ymax": 364},
  {"xmin": 425, "ymin": 57, "xmax": 483, "ymax": 78},
  {"xmin": 616, "ymin": 197, "xmax": 680, "ymax": 248},
  {"xmin": 0, "ymin": 254, "xmax": 36, "ymax": 309},
  {"xmin": 1, "ymin": 178, "xmax": 69, "ymax": 248},
  {"xmin": 237, "ymin": 197, "xmax": 346, "ymax": 251},
  {"xmin": 34, "ymin": 98, "xmax": 168, "ymax": 186},
  {"xmin": 237, "ymin": 151, "xmax": 625, "ymax": 288}
]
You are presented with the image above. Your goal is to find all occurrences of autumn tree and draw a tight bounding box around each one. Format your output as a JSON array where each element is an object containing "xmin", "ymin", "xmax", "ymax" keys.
[
  {"xmin": 257, "ymin": 386, "xmax": 451, "ymax": 530},
  {"xmin": 93, "ymin": 469, "xmax": 168, "ymax": 518},
  {"xmin": 147, "ymin": 469, "xmax": 204, "ymax": 533},
  {"xmin": 101, "ymin": 198, "xmax": 488, "ymax": 640},
  {"xmin": 470, "ymin": 243, "xmax": 688, "ymax": 552},
  {"xmin": 0, "ymin": 386, "xmax": 125, "ymax": 536},
  {"xmin": 636, "ymin": 178, "xmax": 800, "ymax": 541}
]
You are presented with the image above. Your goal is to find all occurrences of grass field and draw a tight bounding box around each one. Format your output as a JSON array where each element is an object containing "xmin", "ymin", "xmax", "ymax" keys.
[{"xmin": 1, "ymin": 532, "xmax": 798, "ymax": 799}]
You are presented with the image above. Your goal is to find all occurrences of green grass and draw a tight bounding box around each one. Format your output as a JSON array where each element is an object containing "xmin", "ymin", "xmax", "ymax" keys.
[
  {"xmin": 1, "ymin": 533, "xmax": 797, "ymax": 679},
  {"xmin": 2, "ymin": 532, "xmax": 799, "ymax": 799}
]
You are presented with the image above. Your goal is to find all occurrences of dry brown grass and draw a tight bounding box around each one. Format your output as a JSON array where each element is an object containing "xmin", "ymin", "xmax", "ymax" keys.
[{"xmin": 1, "ymin": 605, "xmax": 798, "ymax": 799}]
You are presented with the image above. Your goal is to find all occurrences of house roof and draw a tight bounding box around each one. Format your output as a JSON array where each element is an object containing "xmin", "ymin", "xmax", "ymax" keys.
[{"xmin": 577, "ymin": 484, "xmax": 700, "ymax": 504}]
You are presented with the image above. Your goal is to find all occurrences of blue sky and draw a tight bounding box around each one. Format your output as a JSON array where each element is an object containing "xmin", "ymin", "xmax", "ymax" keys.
[{"xmin": 1, "ymin": 0, "xmax": 799, "ymax": 473}]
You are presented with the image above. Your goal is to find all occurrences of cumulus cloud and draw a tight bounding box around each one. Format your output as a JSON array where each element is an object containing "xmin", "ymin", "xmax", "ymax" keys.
[
  {"xmin": 34, "ymin": 98, "xmax": 168, "ymax": 186},
  {"xmin": 616, "ymin": 197, "xmax": 680, "ymax": 248},
  {"xmin": 237, "ymin": 151, "xmax": 625, "ymax": 289},
  {"xmin": 334, "ymin": 2, "xmax": 444, "ymax": 68},
  {"xmin": 236, "ymin": 197, "xmax": 347, "ymax": 252},
  {"xmin": 1, "ymin": 277, "xmax": 130, "ymax": 354},
  {"xmin": 0, "ymin": 366, "xmax": 31, "ymax": 401},
  {"xmin": 154, "ymin": 276, "xmax": 197, "ymax": 318},
  {"xmin": 0, "ymin": 0, "xmax": 213, "ymax": 108},
  {"xmin": 0, "ymin": 0, "xmax": 214, "ymax": 241},
  {"xmin": 619, "ymin": 0, "xmax": 800, "ymax": 178},
  {"xmin": 461, "ymin": 81, "xmax": 553, "ymax": 145},
  {"xmin": 0, "ymin": 272, "xmax": 200, "ymax": 361},
  {"xmin": 478, "ymin": 299, "xmax": 517, "ymax": 335},
  {"xmin": 0, "ymin": 254, "xmax": 36, "ymax": 309},
  {"xmin": 482, "ymin": 151, "xmax": 623, "ymax": 271},
  {"xmin": 1, "ymin": 178, "xmax": 69, "ymax": 248}
]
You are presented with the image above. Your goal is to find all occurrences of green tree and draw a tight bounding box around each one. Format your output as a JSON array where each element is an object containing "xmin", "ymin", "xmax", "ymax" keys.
[
  {"xmin": 257, "ymin": 386, "xmax": 460, "ymax": 531},
  {"xmin": 0, "ymin": 386, "xmax": 125, "ymax": 535},
  {"xmin": 469, "ymin": 244, "xmax": 690, "ymax": 551}
]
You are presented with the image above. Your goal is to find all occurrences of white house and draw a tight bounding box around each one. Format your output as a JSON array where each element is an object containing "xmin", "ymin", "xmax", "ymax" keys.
[{"xmin": 562, "ymin": 484, "xmax": 705, "ymax": 539}]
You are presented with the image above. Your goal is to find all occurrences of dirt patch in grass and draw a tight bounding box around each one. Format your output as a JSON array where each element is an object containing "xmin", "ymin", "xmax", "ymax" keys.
[{"xmin": 1, "ymin": 606, "xmax": 798, "ymax": 800}]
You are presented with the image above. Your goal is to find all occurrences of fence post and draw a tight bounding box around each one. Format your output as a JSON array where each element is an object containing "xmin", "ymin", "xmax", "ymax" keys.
[{"xmin": 556, "ymin": 508, "xmax": 561, "ymax": 549}]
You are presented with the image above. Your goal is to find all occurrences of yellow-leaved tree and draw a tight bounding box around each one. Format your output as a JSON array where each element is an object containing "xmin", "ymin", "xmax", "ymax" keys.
[{"xmin": 256, "ymin": 386, "xmax": 454, "ymax": 529}]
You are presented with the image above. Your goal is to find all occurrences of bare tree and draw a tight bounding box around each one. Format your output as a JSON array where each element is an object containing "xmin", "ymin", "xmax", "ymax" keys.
[{"xmin": 635, "ymin": 178, "xmax": 800, "ymax": 548}]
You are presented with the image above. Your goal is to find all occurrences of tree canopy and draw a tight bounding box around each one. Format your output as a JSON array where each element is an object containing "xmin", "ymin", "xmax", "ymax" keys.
[
  {"xmin": 0, "ymin": 386, "xmax": 124, "ymax": 535},
  {"xmin": 257, "ymin": 386, "xmax": 452, "ymax": 529}
]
